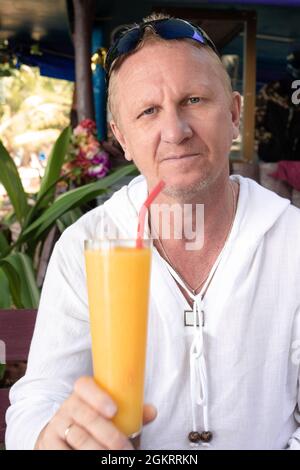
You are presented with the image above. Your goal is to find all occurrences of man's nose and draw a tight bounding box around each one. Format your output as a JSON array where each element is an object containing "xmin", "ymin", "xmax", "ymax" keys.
[{"xmin": 160, "ymin": 111, "xmax": 193, "ymax": 144}]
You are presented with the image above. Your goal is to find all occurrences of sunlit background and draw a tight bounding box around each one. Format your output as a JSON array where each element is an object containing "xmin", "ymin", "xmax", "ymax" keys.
[{"xmin": 0, "ymin": 65, "xmax": 73, "ymax": 219}]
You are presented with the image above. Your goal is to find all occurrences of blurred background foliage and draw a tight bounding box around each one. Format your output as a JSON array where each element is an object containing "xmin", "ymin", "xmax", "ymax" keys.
[{"xmin": 0, "ymin": 65, "xmax": 73, "ymax": 157}]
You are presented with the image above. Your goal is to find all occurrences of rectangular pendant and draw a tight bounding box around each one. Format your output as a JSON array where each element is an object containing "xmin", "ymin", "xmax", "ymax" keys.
[{"xmin": 184, "ymin": 309, "xmax": 205, "ymax": 327}]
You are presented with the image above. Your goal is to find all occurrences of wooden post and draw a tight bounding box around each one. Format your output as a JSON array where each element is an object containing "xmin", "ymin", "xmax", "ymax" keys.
[
  {"xmin": 73, "ymin": 0, "xmax": 96, "ymax": 122},
  {"xmin": 242, "ymin": 13, "xmax": 257, "ymax": 163}
]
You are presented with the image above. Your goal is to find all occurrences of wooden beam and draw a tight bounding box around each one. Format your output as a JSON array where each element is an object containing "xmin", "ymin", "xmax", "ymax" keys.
[
  {"xmin": 73, "ymin": 0, "xmax": 95, "ymax": 122},
  {"xmin": 242, "ymin": 13, "xmax": 257, "ymax": 163}
]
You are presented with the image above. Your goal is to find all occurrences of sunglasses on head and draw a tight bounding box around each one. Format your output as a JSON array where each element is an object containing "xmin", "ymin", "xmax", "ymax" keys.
[{"xmin": 104, "ymin": 18, "xmax": 218, "ymax": 78}]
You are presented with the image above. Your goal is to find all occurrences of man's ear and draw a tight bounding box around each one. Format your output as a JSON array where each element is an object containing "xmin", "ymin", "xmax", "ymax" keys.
[
  {"xmin": 109, "ymin": 120, "xmax": 132, "ymax": 162},
  {"xmin": 231, "ymin": 91, "xmax": 242, "ymax": 140}
]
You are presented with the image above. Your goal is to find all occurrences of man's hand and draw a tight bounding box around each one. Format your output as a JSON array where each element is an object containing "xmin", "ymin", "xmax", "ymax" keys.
[{"xmin": 34, "ymin": 376, "xmax": 157, "ymax": 450}]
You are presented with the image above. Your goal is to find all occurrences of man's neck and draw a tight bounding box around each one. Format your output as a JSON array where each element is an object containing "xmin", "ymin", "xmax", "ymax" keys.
[
  {"xmin": 149, "ymin": 172, "xmax": 237, "ymax": 248},
  {"xmin": 148, "ymin": 173, "xmax": 239, "ymax": 293}
]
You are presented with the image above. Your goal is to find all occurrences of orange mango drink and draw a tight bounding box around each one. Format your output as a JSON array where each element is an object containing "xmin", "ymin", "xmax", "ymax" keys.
[{"xmin": 84, "ymin": 239, "xmax": 152, "ymax": 438}]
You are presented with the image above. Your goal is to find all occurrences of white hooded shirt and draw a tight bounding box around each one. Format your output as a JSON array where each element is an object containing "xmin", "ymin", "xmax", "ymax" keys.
[{"xmin": 5, "ymin": 174, "xmax": 300, "ymax": 450}]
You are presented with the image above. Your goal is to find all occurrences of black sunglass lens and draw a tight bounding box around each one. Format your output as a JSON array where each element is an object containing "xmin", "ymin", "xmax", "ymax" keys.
[
  {"xmin": 106, "ymin": 28, "xmax": 141, "ymax": 72},
  {"xmin": 154, "ymin": 19, "xmax": 205, "ymax": 43},
  {"xmin": 115, "ymin": 28, "xmax": 142, "ymax": 55}
]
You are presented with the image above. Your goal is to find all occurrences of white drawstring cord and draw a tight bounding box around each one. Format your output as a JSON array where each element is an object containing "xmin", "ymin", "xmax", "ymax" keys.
[
  {"xmin": 163, "ymin": 263, "xmax": 210, "ymax": 444},
  {"xmin": 189, "ymin": 298, "xmax": 210, "ymax": 437}
]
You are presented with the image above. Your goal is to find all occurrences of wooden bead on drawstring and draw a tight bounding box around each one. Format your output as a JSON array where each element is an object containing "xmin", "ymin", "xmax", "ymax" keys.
[
  {"xmin": 188, "ymin": 431, "xmax": 201, "ymax": 443},
  {"xmin": 200, "ymin": 431, "xmax": 213, "ymax": 443},
  {"xmin": 188, "ymin": 430, "xmax": 213, "ymax": 444}
]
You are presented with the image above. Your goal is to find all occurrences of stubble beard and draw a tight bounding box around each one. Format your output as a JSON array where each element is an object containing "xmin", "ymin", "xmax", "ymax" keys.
[{"xmin": 162, "ymin": 163, "xmax": 227, "ymax": 203}]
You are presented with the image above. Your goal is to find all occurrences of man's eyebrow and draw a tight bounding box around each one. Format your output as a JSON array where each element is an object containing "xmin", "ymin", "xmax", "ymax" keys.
[
  {"xmin": 133, "ymin": 99, "xmax": 154, "ymax": 108},
  {"xmin": 186, "ymin": 83, "xmax": 213, "ymax": 93},
  {"xmin": 131, "ymin": 84, "xmax": 214, "ymax": 113},
  {"xmin": 131, "ymin": 98, "xmax": 157, "ymax": 114}
]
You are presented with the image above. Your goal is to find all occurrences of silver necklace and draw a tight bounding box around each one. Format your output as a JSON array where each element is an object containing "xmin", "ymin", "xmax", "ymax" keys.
[{"xmin": 153, "ymin": 180, "xmax": 237, "ymax": 297}]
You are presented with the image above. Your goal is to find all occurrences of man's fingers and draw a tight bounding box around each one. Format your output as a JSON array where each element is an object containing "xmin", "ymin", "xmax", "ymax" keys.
[
  {"xmin": 49, "ymin": 438, "xmax": 71, "ymax": 450},
  {"xmin": 74, "ymin": 376, "xmax": 117, "ymax": 419},
  {"xmin": 74, "ymin": 377, "xmax": 156, "ymax": 427},
  {"xmin": 64, "ymin": 423, "xmax": 107, "ymax": 450},
  {"xmin": 38, "ymin": 428, "xmax": 71, "ymax": 451},
  {"xmin": 143, "ymin": 404, "xmax": 157, "ymax": 425},
  {"xmin": 64, "ymin": 394, "xmax": 133, "ymax": 450}
]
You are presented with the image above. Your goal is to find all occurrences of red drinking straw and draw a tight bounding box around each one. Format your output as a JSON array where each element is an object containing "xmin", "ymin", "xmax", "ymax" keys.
[{"xmin": 136, "ymin": 180, "xmax": 166, "ymax": 248}]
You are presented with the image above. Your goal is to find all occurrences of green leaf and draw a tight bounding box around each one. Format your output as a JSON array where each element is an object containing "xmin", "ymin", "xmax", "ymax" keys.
[
  {"xmin": 0, "ymin": 140, "xmax": 29, "ymax": 223},
  {"xmin": 19, "ymin": 164, "xmax": 136, "ymax": 243},
  {"xmin": 0, "ymin": 364, "xmax": 6, "ymax": 382},
  {"xmin": 2, "ymin": 210, "xmax": 17, "ymax": 226},
  {"xmin": 22, "ymin": 172, "xmax": 70, "ymax": 230},
  {"xmin": 0, "ymin": 253, "xmax": 40, "ymax": 308},
  {"xmin": 37, "ymin": 126, "xmax": 71, "ymax": 208},
  {"xmin": 0, "ymin": 258, "xmax": 23, "ymax": 308},
  {"xmin": 0, "ymin": 267, "xmax": 12, "ymax": 308},
  {"xmin": 56, "ymin": 207, "xmax": 83, "ymax": 233},
  {"xmin": 6, "ymin": 253, "xmax": 40, "ymax": 308},
  {"xmin": 0, "ymin": 231, "xmax": 9, "ymax": 257}
]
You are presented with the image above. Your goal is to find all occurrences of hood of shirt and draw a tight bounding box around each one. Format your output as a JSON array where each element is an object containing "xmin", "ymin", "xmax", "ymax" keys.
[{"xmin": 101, "ymin": 174, "xmax": 291, "ymax": 248}]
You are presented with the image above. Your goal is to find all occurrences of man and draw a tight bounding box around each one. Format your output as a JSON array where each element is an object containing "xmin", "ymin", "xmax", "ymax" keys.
[{"xmin": 5, "ymin": 13, "xmax": 300, "ymax": 450}]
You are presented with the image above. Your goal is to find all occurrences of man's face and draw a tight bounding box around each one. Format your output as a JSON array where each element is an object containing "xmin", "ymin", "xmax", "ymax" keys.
[{"xmin": 110, "ymin": 40, "xmax": 241, "ymax": 197}]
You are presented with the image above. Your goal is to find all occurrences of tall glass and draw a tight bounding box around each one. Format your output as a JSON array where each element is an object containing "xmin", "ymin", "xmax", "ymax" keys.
[{"xmin": 84, "ymin": 239, "xmax": 152, "ymax": 440}]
